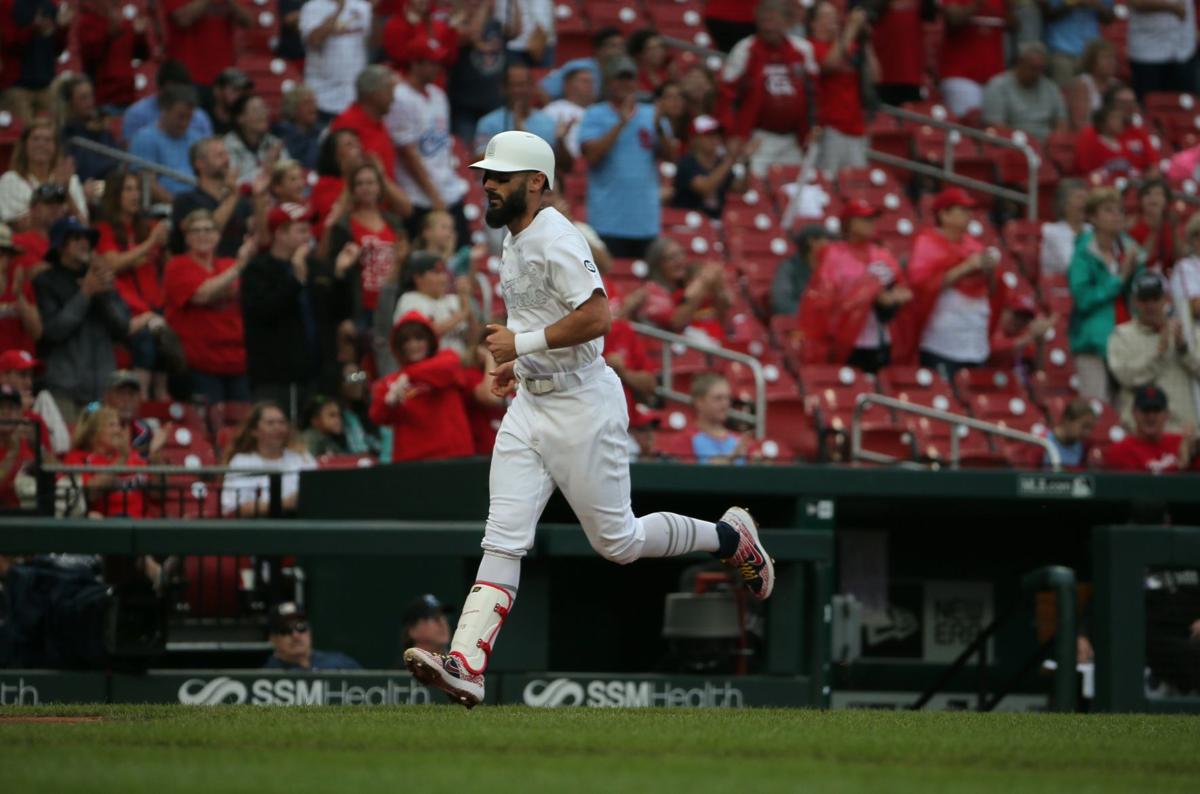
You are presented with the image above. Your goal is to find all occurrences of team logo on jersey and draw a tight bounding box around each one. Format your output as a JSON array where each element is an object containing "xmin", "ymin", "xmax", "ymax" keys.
[{"xmin": 583, "ymin": 259, "xmax": 597, "ymax": 273}]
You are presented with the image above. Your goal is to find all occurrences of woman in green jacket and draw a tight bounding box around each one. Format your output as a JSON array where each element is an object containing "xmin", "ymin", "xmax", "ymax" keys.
[{"xmin": 1068, "ymin": 187, "xmax": 1143, "ymax": 402}]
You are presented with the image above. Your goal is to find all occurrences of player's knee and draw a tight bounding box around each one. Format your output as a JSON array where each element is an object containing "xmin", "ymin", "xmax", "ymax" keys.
[{"xmin": 588, "ymin": 532, "xmax": 640, "ymax": 566}]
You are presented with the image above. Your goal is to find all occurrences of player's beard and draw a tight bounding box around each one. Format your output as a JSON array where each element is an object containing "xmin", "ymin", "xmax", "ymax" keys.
[{"xmin": 485, "ymin": 182, "xmax": 528, "ymax": 229}]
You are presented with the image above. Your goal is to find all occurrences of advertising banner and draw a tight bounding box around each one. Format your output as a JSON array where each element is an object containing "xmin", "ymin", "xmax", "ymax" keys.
[{"xmin": 502, "ymin": 674, "xmax": 814, "ymax": 708}]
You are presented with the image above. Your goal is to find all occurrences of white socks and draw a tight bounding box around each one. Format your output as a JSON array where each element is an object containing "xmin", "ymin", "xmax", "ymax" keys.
[{"xmin": 637, "ymin": 512, "xmax": 720, "ymax": 557}]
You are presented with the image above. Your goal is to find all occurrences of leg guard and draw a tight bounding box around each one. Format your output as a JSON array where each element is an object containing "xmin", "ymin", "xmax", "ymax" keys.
[{"xmin": 448, "ymin": 581, "xmax": 514, "ymax": 676}]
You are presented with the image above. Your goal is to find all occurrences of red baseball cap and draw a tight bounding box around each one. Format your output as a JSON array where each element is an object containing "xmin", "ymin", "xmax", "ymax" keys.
[
  {"xmin": 690, "ymin": 115, "xmax": 721, "ymax": 137},
  {"xmin": 0, "ymin": 349, "xmax": 38, "ymax": 371},
  {"xmin": 1006, "ymin": 291, "xmax": 1038, "ymax": 315},
  {"xmin": 840, "ymin": 198, "xmax": 880, "ymax": 224},
  {"xmin": 404, "ymin": 36, "xmax": 446, "ymax": 65},
  {"xmin": 629, "ymin": 404, "xmax": 663, "ymax": 429},
  {"xmin": 930, "ymin": 187, "xmax": 977, "ymax": 213},
  {"xmin": 267, "ymin": 202, "xmax": 313, "ymax": 234}
]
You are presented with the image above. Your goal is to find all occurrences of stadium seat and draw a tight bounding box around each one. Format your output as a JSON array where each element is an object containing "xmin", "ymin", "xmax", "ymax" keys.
[
  {"xmin": 762, "ymin": 396, "xmax": 820, "ymax": 458},
  {"xmin": 208, "ymin": 401, "xmax": 253, "ymax": 432},
  {"xmin": 953, "ymin": 367, "xmax": 1026, "ymax": 402},
  {"xmin": 795, "ymin": 364, "xmax": 876, "ymax": 394},
  {"xmin": 139, "ymin": 400, "xmax": 205, "ymax": 431}
]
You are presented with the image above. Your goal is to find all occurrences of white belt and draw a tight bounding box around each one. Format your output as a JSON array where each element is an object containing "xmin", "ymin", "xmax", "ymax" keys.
[{"xmin": 519, "ymin": 357, "xmax": 604, "ymax": 395}]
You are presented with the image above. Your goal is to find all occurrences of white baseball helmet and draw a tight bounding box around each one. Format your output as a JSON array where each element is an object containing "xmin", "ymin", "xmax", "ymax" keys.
[{"xmin": 469, "ymin": 131, "xmax": 556, "ymax": 190}]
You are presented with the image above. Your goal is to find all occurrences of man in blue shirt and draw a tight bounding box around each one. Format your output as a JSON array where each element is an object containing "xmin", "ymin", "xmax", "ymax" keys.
[
  {"xmin": 1040, "ymin": 0, "xmax": 1115, "ymax": 85},
  {"xmin": 129, "ymin": 84, "xmax": 205, "ymax": 202},
  {"xmin": 578, "ymin": 55, "xmax": 669, "ymax": 259},
  {"xmin": 262, "ymin": 602, "xmax": 362, "ymax": 671},
  {"xmin": 122, "ymin": 60, "xmax": 214, "ymax": 144},
  {"xmin": 473, "ymin": 62, "xmax": 561, "ymax": 161},
  {"xmin": 539, "ymin": 26, "xmax": 626, "ymax": 100}
]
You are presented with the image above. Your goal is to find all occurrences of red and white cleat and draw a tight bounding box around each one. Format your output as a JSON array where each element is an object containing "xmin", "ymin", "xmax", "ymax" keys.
[
  {"xmin": 403, "ymin": 647, "xmax": 485, "ymax": 709},
  {"xmin": 717, "ymin": 507, "xmax": 775, "ymax": 600}
]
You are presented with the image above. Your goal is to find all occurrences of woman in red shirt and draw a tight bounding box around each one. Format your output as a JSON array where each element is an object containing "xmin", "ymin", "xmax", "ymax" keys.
[
  {"xmin": 311, "ymin": 129, "xmax": 365, "ymax": 237},
  {"xmin": 1128, "ymin": 178, "xmax": 1180, "ymax": 275},
  {"xmin": 64, "ymin": 405, "xmax": 147, "ymax": 518},
  {"xmin": 163, "ymin": 210, "xmax": 255, "ymax": 404},
  {"xmin": 96, "ymin": 168, "xmax": 173, "ymax": 397},
  {"xmin": 630, "ymin": 28, "xmax": 673, "ymax": 100},
  {"xmin": 369, "ymin": 311, "xmax": 477, "ymax": 462},
  {"xmin": 807, "ymin": 1, "xmax": 878, "ymax": 177},
  {"xmin": 320, "ymin": 162, "xmax": 407, "ymax": 324},
  {"xmin": 639, "ymin": 237, "xmax": 731, "ymax": 344},
  {"xmin": 1076, "ymin": 89, "xmax": 1158, "ymax": 177}
]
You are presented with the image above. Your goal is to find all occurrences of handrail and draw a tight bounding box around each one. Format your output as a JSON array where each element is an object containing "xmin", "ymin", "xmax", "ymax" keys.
[
  {"xmin": 42, "ymin": 463, "xmax": 300, "ymax": 476},
  {"xmin": 630, "ymin": 322, "xmax": 766, "ymax": 439},
  {"xmin": 870, "ymin": 104, "xmax": 1040, "ymax": 220},
  {"xmin": 67, "ymin": 135, "xmax": 197, "ymax": 202},
  {"xmin": 850, "ymin": 393, "xmax": 1062, "ymax": 471}
]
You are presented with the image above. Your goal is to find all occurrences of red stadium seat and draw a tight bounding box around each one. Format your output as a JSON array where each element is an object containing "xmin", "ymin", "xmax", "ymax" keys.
[
  {"xmin": 139, "ymin": 400, "xmax": 205, "ymax": 431},
  {"xmin": 953, "ymin": 367, "xmax": 1026, "ymax": 401}
]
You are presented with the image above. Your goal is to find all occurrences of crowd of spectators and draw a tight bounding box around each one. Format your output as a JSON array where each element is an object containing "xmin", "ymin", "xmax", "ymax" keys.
[{"xmin": 3, "ymin": 0, "xmax": 1200, "ymax": 506}]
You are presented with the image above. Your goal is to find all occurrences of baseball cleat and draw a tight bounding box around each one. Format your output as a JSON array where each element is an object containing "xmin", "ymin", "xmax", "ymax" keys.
[
  {"xmin": 717, "ymin": 506, "xmax": 775, "ymax": 600},
  {"xmin": 403, "ymin": 647, "xmax": 485, "ymax": 709}
]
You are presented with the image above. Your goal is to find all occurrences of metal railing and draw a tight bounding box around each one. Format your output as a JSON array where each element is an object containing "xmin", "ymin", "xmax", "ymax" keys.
[
  {"xmin": 631, "ymin": 322, "xmax": 767, "ymax": 439},
  {"xmin": 868, "ymin": 104, "xmax": 1041, "ymax": 220},
  {"xmin": 67, "ymin": 135, "xmax": 197, "ymax": 204},
  {"xmin": 850, "ymin": 393, "xmax": 1062, "ymax": 471}
]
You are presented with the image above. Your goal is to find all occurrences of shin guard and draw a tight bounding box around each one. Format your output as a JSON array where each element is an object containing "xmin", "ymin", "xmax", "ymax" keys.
[{"xmin": 448, "ymin": 581, "xmax": 514, "ymax": 676}]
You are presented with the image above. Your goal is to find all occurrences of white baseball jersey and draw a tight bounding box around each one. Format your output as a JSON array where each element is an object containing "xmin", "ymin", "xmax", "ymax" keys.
[
  {"xmin": 499, "ymin": 207, "xmax": 605, "ymax": 379},
  {"xmin": 385, "ymin": 81, "xmax": 468, "ymax": 208}
]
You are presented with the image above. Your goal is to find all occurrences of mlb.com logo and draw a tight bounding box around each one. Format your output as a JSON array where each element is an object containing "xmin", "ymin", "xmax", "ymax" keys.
[
  {"xmin": 178, "ymin": 676, "xmax": 432, "ymax": 706},
  {"xmin": 522, "ymin": 678, "xmax": 745, "ymax": 708}
]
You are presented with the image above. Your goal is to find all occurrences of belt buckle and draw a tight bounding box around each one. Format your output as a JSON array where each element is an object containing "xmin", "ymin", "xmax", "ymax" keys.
[{"xmin": 524, "ymin": 378, "xmax": 555, "ymax": 395}]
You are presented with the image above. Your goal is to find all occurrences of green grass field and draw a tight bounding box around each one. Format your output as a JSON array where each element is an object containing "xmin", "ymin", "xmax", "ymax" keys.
[{"xmin": 3, "ymin": 705, "xmax": 1198, "ymax": 793}]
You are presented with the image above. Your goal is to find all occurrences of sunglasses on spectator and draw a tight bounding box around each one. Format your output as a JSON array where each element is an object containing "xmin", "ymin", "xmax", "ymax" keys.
[{"xmin": 275, "ymin": 622, "xmax": 309, "ymax": 635}]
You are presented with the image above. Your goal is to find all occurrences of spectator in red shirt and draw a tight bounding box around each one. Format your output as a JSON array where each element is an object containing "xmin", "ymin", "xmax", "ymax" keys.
[
  {"xmin": 937, "ymin": 0, "xmax": 1016, "ymax": 118},
  {"xmin": 95, "ymin": 169, "xmax": 174, "ymax": 399},
  {"xmin": 807, "ymin": 1, "xmax": 877, "ymax": 178},
  {"xmin": 382, "ymin": 0, "xmax": 460, "ymax": 75},
  {"xmin": 0, "ymin": 384, "xmax": 36, "ymax": 509},
  {"xmin": 0, "ymin": 223, "xmax": 41, "ymax": 356},
  {"xmin": 798, "ymin": 199, "xmax": 911, "ymax": 372},
  {"xmin": 628, "ymin": 28, "xmax": 672, "ymax": 101},
  {"xmin": 0, "ymin": 349, "xmax": 62, "ymax": 454},
  {"xmin": 1128, "ymin": 178, "xmax": 1180, "ymax": 275},
  {"xmin": 163, "ymin": 209, "xmax": 255, "ymax": 404},
  {"xmin": 870, "ymin": 0, "xmax": 930, "ymax": 106},
  {"xmin": 1101, "ymin": 384, "xmax": 1196, "ymax": 473},
  {"xmin": 320, "ymin": 162, "xmax": 408, "ymax": 325},
  {"xmin": 104, "ymin": 369, "xmax": 168, "ymax": 461},
  {"xmin": 1075, "ymin": 86, "xmax": 1159, "ymax": 176},
  {"xmin": 368, "ymin": 311, "xmax": 476, "ymax": 461},
  {"xmin": 331, "ymin": 66, "xmax": 401, "ymax": 190},
  {"xmin": 988, "ymin": 290, "xmax": 1055, "ymax": 372},
  {"xmin": 311, "ymin": 128, "xmax": 365, "ymax": 235},
  {"xmin": 639, "ymin": 237, "xmax": 732, "ymax": 345},
  {"xmin": 718, "ymin": 0, "xmax": 820, "ymax": 177},
  {"xmin": 162, "ymin": 0, "xmax": 252, "ymax": 96},
  {"xmin": 65, "ymin": 404, "xmax": 147, "ymax": 517},
  {"xmin": 77, "ymin": 0, "xmax": 152, "ymax": 111}
]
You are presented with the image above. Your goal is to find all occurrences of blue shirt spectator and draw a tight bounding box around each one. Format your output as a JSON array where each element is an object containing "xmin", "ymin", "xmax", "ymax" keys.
[
  {"xmin": 262, "ymin": 602, "xmax": 363, "ymax": 671},
  {"xmin": 128, "ymin": 85, "xmax": 204, "ymax": 199},
  {"xmin": 474, "ymin": 107, "xmax": 558, "ymax": 155},
  {"xmin": 123, "ymin": 95, "xmax": 214, "ymax": 145},
  {"xmin": 262, "ymin": 649, "xmax": 363, "ymax": 671},
  {"xmin": 1042, "ymin": 430, "xmax": 1086, "ymax": 468},
  {"xmin": 578, "ymin": 95, "xmax": 661, "ymax": 247},
  {"xmin": 1044, "ymin": 0, "xmax": 1114, "ymax": 59},
  {"xmin": 692, "ymin": 433, "xmax": 746, "ymax": 465}
]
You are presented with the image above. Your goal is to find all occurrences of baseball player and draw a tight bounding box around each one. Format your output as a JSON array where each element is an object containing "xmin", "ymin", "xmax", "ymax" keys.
[{"xmin": 403, "ymin": 131, "xmax": 774, "ymax": 708}]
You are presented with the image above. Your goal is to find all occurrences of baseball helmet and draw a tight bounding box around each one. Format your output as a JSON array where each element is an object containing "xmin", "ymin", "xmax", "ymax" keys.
[{"xmin": 469, "ymin": 131, "xmax": 556, "ymax": 190}]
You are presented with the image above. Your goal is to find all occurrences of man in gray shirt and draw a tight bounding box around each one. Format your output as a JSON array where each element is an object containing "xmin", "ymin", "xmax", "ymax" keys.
[{"xmin": 982, "ymin": 42, "xmax": 1068, "ymax": 142}]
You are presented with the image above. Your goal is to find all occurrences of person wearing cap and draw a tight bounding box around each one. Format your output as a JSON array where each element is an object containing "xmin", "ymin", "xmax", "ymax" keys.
[
  {"xmin": 894, "ymin": 186, "xmax": 1001, "ymax": 378},
  {"xmin": 807, "ymin": 1, "xmax": 877, "ymax": 177},
  {"xmin": 1068, "ymin": 186, "xmax": 1143, "ymax": 402},
  {"xmin": 121, "ymin": 60, "xmax": 216, "ymax": 145},
  {"xmin": 242, "ymin": 203, "xmax": 358, "ymax": 409},
  {"xmin": 539, "ymin": 26, "xmax": 625, "ymax": 101},
  {"xmin": 167, "ymin": 137, "xmax": 255, "ymax": 260},
  {"xmin": 128, "ymin": 84, "xmax": 206, "ymax": 202},
  {"xmin": 0, "ymin": 383, "xmax": 37, "ymax": 509},
  {"xmin": 578, "ymin": 54, "xmax": 667, "ymax": 259},
  {"xmin": 716, "ymin": 0, "xmax": 819, "ymax": 179},
  {"xmin": 797, "ymin": 199, "xmax": 911, "ymax": 373},
  {"xmin": 0, "ymin": 223, "xmax": 41, "ymax": 357},
  {"xmin": 223, "ymin": 95, "xmax": 292, "ymax": 189},
  {"xmin": 1100, "ymin": 385, "xmax": 1197, "ymax": 473},
  {"xmin": 163, "ymin": 209, "xmax": 255, "ymax": 404},
  {"xmin": 399, "ymin": 594, "xmax": 452, "ymax": 657},
  {"xmin": 1108, "ymin": 270, "xmax": 1200, "ymax": 431},
  {"xmin": 473, "ymin": 62, "xmax": 561, "ymax": 163},
  {"xmin": 386, "ymin": 37, "xmax": 471, "ymax": 245},
  {"xmin": 628, "ymin": 403, "xmax": 664, "ymax": 461},
  {"xmin": 11, "ymin": 183, "xmax": 69, "ymax": 275},
  {"xmin": 208, "ymin": 68, "xmax": 255, "ymax": 137},
  {"xmin": 670, "ymin": 115, "xmax": 755, "ymax": 220},
  {"xmin": 103, "ymin": 369, "xmax": 165, "ymax": 461},
  {"xmin": 981, "ymin": 42, "xmax": 1068, "ymax": 144},
  {"xmin": 32, "ymin": 217, "xmax": 130, "ymax": 422},
  {"xmin": 988, "ymin": 290, "xmax": 1056, "ymax": 372},
  {"xmin": 162, "ymin": 0, "xmax": 252, "ymax": 96},
  {"xmin": 402, "ymin": 131, "xmax": 774, "ymax": 708},
  {"xmin": 264, "ymin": 602, "xmax": 361, "ymax": 671},
  {"xmin": 0, "ymin": 349, "xmax": 66, "ymax": 455},
  {"xmin": 541, "ymin": 66, "xmax": 595, "ymax": 162},
  {"xmin": 299, "ymin": 0, "xmax": 372, "ymax": 119},
  {"xmin": 395, "ymin": 251, "xmax": 475, "ymax": 360},
  {"xmin": 0, "ymin": 118, "xmax": 89, "ymax": 227}
]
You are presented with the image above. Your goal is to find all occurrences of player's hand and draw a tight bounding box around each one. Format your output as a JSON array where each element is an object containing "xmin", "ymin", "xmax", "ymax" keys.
[
  {"xmin": 485, "ymin": 323, "xmax": 517, "ymax": 363},
  {"xmin": 490, "ymin": 360, "xmax": 517, "ymax": 398}
]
